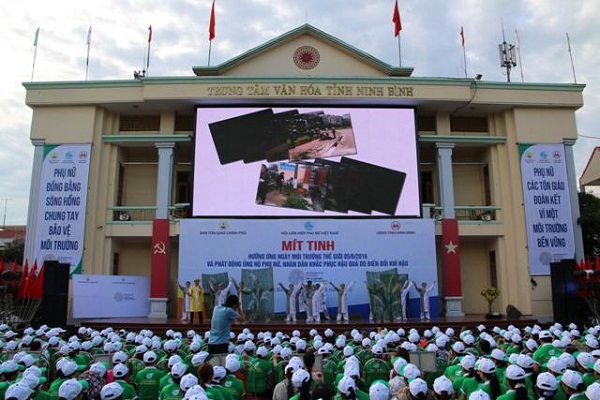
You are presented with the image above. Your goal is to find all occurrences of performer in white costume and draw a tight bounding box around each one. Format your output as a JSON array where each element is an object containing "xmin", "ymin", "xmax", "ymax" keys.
[
  {"xmin": 330, "ymin": 281, "xmax": 354, "ymax": 322},
  {"xmin": 399, "ymin": 279, "xmax": 414, "ymax": 322},
  {"xmin": 415, "ymin": 280, "xmax": 436, "ymax": 320}
]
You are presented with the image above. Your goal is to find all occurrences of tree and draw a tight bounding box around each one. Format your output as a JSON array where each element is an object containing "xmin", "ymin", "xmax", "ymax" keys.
[
  {"xmin": 0, "ymin": 238, "xmax": 24, "ymax": 265},
  {"xmin": 578, "ymin": 192, "xmax": 600, "ymax": 258}
]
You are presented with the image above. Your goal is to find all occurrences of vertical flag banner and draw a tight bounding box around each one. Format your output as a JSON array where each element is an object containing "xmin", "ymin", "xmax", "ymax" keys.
[
  {"xmin": 460, "ymin": 26, "xmax": 465, "ymax": 46},
  {"xmin": 209, "ymin": 0, "xmax": 216, "ymax": 41},
  {"xmin": 33, "ymin": 144, "xmax": 92, "ymax": 275},
  {"xmin": 148, "ymin": 25, "xmax": 153, "ymax": 43},
  {"xmin": 519, "ymin": 144, "xmax": 575, "ymax": 275},
  {"xmin": 392, "ymin": 0, "xmax": 402, "ymax": 37}
]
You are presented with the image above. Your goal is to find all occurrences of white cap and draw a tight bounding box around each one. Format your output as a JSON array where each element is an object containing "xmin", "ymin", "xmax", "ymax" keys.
[
  {"xmin": 369, "ymin": 381, "xmax": 390, "ymax": 400},
  {"xmin": 180, "ymin": 373, "xmax": 199, "ymax": 391},
  {"xmin": 586, "ymin": 382, "xmax": 600, "ymax": 400},
  {"xmin": 460, "ymin": 354, "xmax": 477, "ymax": 370},
  {"xmin": 539, "ymin": 330, "xmax": 552, "ymax": 340},
  {"xmin": 491, "ymin": 349, "xmax": 506, "ymax": 362},
  {"xmin": 113, "ymin": 363, "xmax": 129, "ymax": 379},
  {"xmin": 576, "ymin": 352, "xmax": 594, "ymax": 371},
  {"xmin": 5, "ymin": 383, "xmax": 33, "ymax": 400},
  {"xmin": 225, "ymin": 354, "xmax": 240, "ymax": 372},
  {"xmin": 89, "ymin": 362, "xmax": 107, "ymax": 377},
  {"xmin": 100, "ymin": 382, "xmax": 124, "ymax": 400},
  {"xmin": 561, "ymin": 369, "xmax": 583, "ymax": 390},
  {"xmin": 409, "ymin": 378, "xmax": 428, "ymax": 397},
  {"xmin": 60, "ymin": 360, "xmax": 81, "ymax": 377},
  {"xmin": 291, "ymin": 369, "xmax": 310, "ymax": 388},
  {"xmin": 343, "ymin": 345, "xmax": 354, "ymax": 357},
  {"xmin": 476, "ymin": 358, "xmax": 496, "ymax": 374},
  {"xmin": 171, "ymin": 362, "xmax": 187, "ymax": 379},
  {"xmin": 58, "ymin": 379, "xmax": 84, "ymax": 400},
  {"xmin": 516, "ymin": 354, "xmax": 535, "ymax": 370},
  {"xmin": 469, "ymin": 390, "xmax": 490, "ymax": 400},
  {"xmin": 212, "ymin": 366, "xmax": 226, "ymax": 382},
  {"xmin": 191, "ymin": 351, "xmax": 209, "ymax": 367},
  {"xmin": 452, "ymin": 342, "xmax": 465, "ymax": 354},
  {"xmin": 256, "ymin": 346, "xmax": 269, "ymax": 358},
  {"xmin": 337, "ymin": 376, "xmax": 356, "ymax": 396},
  {"xmin": 402, "ymin": 363, "xmax": 421, "ymax": 380},
  {"xmin": 393, "ymin": 357, "xmax": 408, "ymax": 374},
  {"xmin": 143, "ymin": 351, "xmax": 157, "ymax": 364},
  {"xmin": 433, "ymin": 376, "xmax": 453, "ymax": 395},
  {"xmin": 112, "ymin": 351, "xmax": 128, "ymax": 364},
  {"xmin": 505, "ymin": 365, "xmax": 526, "ymax": 381},
  {"xmin": 536, "ymin": 372, "xmax": 558, "ymax": 392},
  {"xmin": 547, "ymin": 356, "xmax": 567, "ymax": 375}
]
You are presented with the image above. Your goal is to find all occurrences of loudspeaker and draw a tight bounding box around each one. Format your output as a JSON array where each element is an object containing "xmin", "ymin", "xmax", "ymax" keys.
[
  {"xmin": 41, "ymin": 261, "xmax": 70, "ymax": 327},
  {"xmin": 550, "ymin": 259, "xmax": 587, "ymax": 326},
  {"xmin": 506, "ymin": 304, "xmax": 522, "ymax": 320}
]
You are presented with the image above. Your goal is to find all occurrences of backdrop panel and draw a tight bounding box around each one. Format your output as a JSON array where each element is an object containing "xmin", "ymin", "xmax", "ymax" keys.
[
  {"xmin": 179, "ymin": 218, "xmax": 438, "ymax": 320},
  {"xmin": 72, "ymin": 274, "xmax": 150, "ymax": 318}
]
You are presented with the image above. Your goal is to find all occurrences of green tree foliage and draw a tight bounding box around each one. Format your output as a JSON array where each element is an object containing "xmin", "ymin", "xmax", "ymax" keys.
[{"xmin": 579, "ymin": 192, "xmax": 600, "ymax": 258}]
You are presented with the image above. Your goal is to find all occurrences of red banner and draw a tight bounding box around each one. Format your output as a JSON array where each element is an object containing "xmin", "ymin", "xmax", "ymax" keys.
[
  {"xmin": 442, "ymin": 218, "xmax": 462, "ymax": 297},
  {"xmin": 151, "ymin": 219, "xmax": 170, "ymax": 298}
]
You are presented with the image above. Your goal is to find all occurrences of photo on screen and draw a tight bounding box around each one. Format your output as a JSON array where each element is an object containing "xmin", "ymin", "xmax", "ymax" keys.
[
  {"xmin": 285, "ymin": 111, "xmax": 357, "ymax": 161},
  {"xmin": 256, "ymin": 161, "xmax": 329, "ymax": 212}
]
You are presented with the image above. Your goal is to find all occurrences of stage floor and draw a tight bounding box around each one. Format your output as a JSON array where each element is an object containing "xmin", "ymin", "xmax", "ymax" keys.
[{"xmin": 75, "ymin": 314, "xmax": 537, "ymax": 336}]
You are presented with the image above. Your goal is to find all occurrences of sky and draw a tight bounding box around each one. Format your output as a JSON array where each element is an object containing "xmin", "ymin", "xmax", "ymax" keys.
[{"xmin": 1, "ymin": 0, "xmax": 599, "ymax": 226}]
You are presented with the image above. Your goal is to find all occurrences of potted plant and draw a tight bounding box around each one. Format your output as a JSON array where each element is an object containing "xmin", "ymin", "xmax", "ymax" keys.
[{"xmin": 480, "ymin": 286, "xmax": 502, "ymax": 318}]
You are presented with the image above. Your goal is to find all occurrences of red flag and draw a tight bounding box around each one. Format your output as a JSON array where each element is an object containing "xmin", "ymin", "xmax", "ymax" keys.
[
  {"xmin": 10, "ymin": 260, "xmax": 17, "ymax": 273},
  {"xmin": 17, "ymin": 261, "xmax": 29, "ymax": 299},
  {"xmin": 24, "ymin": 260, "xmax": 38, "ymax": 299},
  {"xmin": 31, "ymin": 263, "xmax": 45, "ymax": 300},
  {"xmin": 392, "ymin": 0, "xmax": 402, "ymax": 37},
  {"xmin": 460, "ymin": 26, "xmax": 465, "ymax": 46},
  {"xmin": 209, "ymin": 0, "xmax": 216, "ymax": 41},
  {"xmin": 148, "ymin": 25, "xmax": 153, "ymax": 43}
]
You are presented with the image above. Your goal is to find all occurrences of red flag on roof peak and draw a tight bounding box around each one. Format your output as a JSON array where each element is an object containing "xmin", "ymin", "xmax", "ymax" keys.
[
  {"xmin": 392, "ymin": 0, "xmax": 402, "ymax": 37},
  {"xmin": 209, "ymin": 0, "xmax": 216, "ymax": 41}
]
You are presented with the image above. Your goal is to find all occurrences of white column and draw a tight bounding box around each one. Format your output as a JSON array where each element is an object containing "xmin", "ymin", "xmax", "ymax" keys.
[
  {"xmin": 155, "ymin": 143, "xmax": 175, "ymax": 219},
  {"xmin": 24, "ymin": 140, "xmax": 45, "ymax": 265},
  {"xmin": 563, "ymin": 139, "xmax": 585, "ymax": 260},
  {"xmin": 436, "ymin": 143, "xmax": 456, "ymax": 218}
]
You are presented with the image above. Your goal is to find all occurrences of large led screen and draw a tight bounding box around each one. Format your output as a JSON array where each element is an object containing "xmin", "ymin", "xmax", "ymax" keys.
[{"xmin": 193, "ymin": 106, "xmax": 420, "ymax": 217}]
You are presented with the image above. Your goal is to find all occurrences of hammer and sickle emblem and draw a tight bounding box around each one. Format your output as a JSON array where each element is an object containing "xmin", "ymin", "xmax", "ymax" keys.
[{"xmin": 153, "ymin": 241, "xmax": 166, "ymax": 255}]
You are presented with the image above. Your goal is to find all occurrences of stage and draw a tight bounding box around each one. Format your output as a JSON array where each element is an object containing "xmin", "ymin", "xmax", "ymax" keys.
[{"xmin": 75, "ymin": 314, "xmax": 538, "ymax": 336}]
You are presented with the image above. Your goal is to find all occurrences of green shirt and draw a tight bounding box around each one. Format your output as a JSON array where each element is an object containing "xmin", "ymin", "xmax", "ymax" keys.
[
  {"xmin": 115, "ymin": 379, "xmax": 138, "ymax": 400},
  {"xmin": 533, "ymin": 345, "xmax": 562, "ymax": 365},
  {"xmin": 223, "ymin": 375, "xmax": 245, "ymax": 400},
  {"xmin": 460, "ymin": 376, "xmax": 480, "ymax": 399},
  {"xmin": 32, "ymin": 389, "xmax": 53, "ymax": 400},
  {"xmin": 134, "ymin": 366, "xmax": 167, "ymax": 400},
  {"xmin": 160, "ymin": 383, "xmax": 184, "ymax": 400}
]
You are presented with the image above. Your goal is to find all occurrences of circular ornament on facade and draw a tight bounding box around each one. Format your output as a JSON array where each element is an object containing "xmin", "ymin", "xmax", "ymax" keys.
[{"xmin": 293, "ymin": 46, "xmax": 320, "ymax": 70}]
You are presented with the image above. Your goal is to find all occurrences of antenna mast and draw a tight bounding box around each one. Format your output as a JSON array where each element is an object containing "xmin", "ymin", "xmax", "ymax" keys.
[{"xmin": 498, "ymin": 21, "xmax": 517, "ymax": 82}]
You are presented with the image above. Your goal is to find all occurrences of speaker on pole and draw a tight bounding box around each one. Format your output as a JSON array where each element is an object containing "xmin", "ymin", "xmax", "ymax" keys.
[{"xmin": 41, "ymin": 261, "xmax": 69, "ymax": 327}]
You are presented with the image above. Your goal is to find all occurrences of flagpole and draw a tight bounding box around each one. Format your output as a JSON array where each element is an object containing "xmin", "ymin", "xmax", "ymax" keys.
[
  {"xmin": 397, "ymin": 36, "xmax": 402, "ymax": 68},
  {"xmin": 208, "ymin": 41, "xmax": 213, "ymax": 67},
  {"xmin": 85, "ymin": 25, "xmax": 92, "ymax": 80},
  {"xmin": 31, "ymin": 27, "xmax": 40, "ymax": 82},
  {"xmin": 146, "ymin": 26, "xmax": 152, "ymax": 77},
  {"xmin": 515, "ymin": 30, "xmax": 524, "ymax": 82},
  {"xmin": 566, "ymin": 32, "xmax": 577, "ymax": 84},
  {"xmin": 461, "ymin": 27, "xmax": 467, "ymax": 78}
]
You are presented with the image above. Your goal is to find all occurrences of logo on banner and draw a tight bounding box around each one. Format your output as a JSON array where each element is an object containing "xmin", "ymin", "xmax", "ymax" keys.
[
  {"xmin": 391, "ymin": 221, "xmax": 401, "ymax": 231},
  {"xmin": 153, "ymin": 241, "xmax": 166, "ymax": 255},
  {"xmin": 219, "ymin": 221, "xmax": 228, "ymax": 230},
  {"xmin": 304, "ymin": 221, "xmax": 314, "ymax": 231},
  {"xmin": 553, "ymin": 151, "xmax": 561, "ymax": 160}
]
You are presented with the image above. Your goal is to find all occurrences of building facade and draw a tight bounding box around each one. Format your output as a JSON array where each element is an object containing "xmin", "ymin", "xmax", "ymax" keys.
[{"xmin": 23, "ymin": 25, "xmax": 585, "ymax": 319}]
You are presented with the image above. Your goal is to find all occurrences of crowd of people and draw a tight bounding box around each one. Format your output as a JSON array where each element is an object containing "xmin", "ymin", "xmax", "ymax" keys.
[{"xmin": 0, "ymin": 316, "xmax": 599, "ymax": 400}]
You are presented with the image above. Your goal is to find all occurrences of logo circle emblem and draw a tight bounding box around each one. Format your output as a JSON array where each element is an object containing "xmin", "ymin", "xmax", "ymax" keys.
[{"xmin": 293, "ymin": 46, "xmax": 320, "ymax": 70}]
